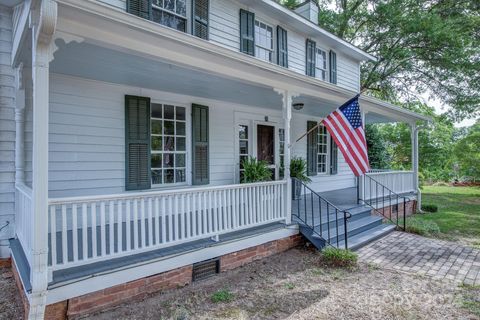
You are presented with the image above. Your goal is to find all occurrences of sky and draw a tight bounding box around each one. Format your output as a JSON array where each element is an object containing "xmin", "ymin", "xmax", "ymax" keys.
[{"xmin": 422, "ymin": 93, "xmax": 478, "ymax": 128}]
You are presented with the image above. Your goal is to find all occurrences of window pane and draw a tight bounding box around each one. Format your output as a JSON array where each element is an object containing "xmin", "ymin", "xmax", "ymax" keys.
[
  {"xmin": 164, "ymin": 105, "xmax": 175, "ymax": 119},
  {"xmin": 164, "ymin": 169, "xmax": 175, "ymax": 183},
  {"xmin": 152, "ymin": 136, "xmax": 163, "ymax": 151},
  {"xmin": 239, "ymin": 125, "xmax": 248, "ymax": 139},
  {"xmin": 151, "ymin": 154, "xmax": 162, "ymax": 168},
  {"xmin": 176, "ymin": 0, "xmax": 186, "ymax": 16},
  {"xmin": 151, "ymin": 120, "xmax": 162, "ymax": 134},
  {"xmin": 164, "ymin": 121, "xmax": 175, "ymax": 135},
  {"xmin": 176, "ymin": 169, "xmax": 186, "ymax": 183},
  {"xmin": 163, "ymin": 153, "xmax": 174, "ymax": 168},
  {"xmin": 239, "ymin": 141, "xmax": 248, "ymax": 154},
  {"xmin": 152, "ymin": 170, "xmax": 163, "ymax": 184},
  {"xmin": 164, "ymin": 136, "xmax": 175, "ymax": 151},
  {"xmin": 176, "ymin": 106, "xmax": 186, "ymax": 120},
  {"xmin": 175, "ymin": 154, "xmax": 185, "ymax": 167},
  {"xmin": 151, "ymin": 104, "xmax": 163, "ymax": 118},
  {"xmin": 176, "ymin": 137, "xmax": 186, "ymax": 151},
  {"xmin": 164, "ymin": 0, "xmax": 175, "ymax": 11},
  {"xmin": 176, "ymin": 122, "xmax": 185, "ymax": 136}
]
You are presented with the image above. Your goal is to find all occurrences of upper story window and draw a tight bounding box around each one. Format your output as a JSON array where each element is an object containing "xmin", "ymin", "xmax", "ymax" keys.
[
  {"xmin": 151, "ymin": 0, "xmax": 187, "ymax": 32},
  {"xmin": 316, "ymin": 48, "xmax": 327, "ymax": 81},
  {"xmin": 255, "ymin": 21, "xmax": 274, "ymax": 62}
]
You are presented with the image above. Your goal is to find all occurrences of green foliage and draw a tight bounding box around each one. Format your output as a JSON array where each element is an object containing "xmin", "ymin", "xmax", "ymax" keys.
[
  {"xmin": 241, "ymin": 157, "xmax": 272, "ymax": 183},
  {"xmin": 321, "ymin": 247, "xmax": 358, "ymax": 268},
  {"xmin": 365, "ymin": 124, "xmax": 390, "ymax": 169},
  {"xmin": 290, "ymin": 157, "xmax": 311, "ymax": 183},
  {"xmin": 405, "ymin": 216, "xmax": 440, "ymax": 237},
  {"xmin": 421, "ymin": 204, "xmax": 438, "ymax": 213},
  {"xmin": 284, "ymin": 282, "xmax": 295, "ymax": 290},
  {"xmin": 316, "ymin": 0, "xmax": 480, "ymax": 120},
  {"xmin": 280, "ymin": 0, "xmax": 299, "ymax": 9},
  {"xmin": 454, "ymin": 121, "xmax": 480, "ymax": 179},
  {"xmin": 210, "ymin": 289, "xmax": 234, "ymax": 303},
  {"xmin": 459, "ymin": 283, "xmax": 480, "ymax": 317}
]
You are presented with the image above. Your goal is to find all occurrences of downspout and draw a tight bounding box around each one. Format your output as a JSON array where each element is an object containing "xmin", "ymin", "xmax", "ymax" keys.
[{"xmin": 412, "ymin": 123, "xmax": 428, "ymax": 213}]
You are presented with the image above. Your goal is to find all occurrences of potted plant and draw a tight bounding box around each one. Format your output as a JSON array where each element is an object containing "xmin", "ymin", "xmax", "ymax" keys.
[
  {"xmin": 290, "ymin": 157, "xmax": 311, "ymax": 199},
  {"xmin": 241, "ymin": 157, "xmax": 272, "ymax": 183}
]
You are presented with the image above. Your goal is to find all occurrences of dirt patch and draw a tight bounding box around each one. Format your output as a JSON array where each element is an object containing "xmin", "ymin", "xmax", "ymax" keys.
[
  {"xmin": 86, "ymin": 247, "xmax": 477, "ymax": 320},
  {"xmin": 0, "ymin": 267, "xmax": 24, "ymax": 320}
]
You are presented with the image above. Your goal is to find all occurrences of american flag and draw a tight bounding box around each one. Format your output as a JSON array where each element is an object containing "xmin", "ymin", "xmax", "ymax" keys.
[{"xmin": 322, "ymin": 95, "xmax": 370, "ymax": 176}]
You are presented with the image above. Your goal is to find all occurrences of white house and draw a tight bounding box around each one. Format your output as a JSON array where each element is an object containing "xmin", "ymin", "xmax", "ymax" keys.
[{"xmin": 0, "ymin": 0, "xmax": 430, "ymax": 318}]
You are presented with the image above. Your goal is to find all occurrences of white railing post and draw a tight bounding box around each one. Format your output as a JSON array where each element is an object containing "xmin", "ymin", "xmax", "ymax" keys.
[
  {"xmin": 281, "ymin": 89, "xmax": 292, "ymax": 224},
  {"xmin": 29, "ymin": 2, "xmax": 57, "ymax": 318}
]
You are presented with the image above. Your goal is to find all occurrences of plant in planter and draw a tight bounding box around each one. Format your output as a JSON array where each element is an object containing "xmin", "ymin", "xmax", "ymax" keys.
[
  {"xmin": 241, "ymin": 157, "xmax": 272, "ymax": 183},
  {"xmin": 290, "ymin": 157, "xmax": 311, "ymax": 199}
]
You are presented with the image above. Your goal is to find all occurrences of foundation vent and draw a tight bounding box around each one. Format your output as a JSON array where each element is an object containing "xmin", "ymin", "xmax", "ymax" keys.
[{"xmin": 192, "ymin": 258, "xmax": 220, "ymax": 281}]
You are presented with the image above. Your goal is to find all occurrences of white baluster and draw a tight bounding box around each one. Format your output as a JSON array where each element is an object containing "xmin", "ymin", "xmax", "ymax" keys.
[
  {"xmin": 49, "ymin": 205, "xmax": 57, "ymax": 267},
  {"xmin": 72, "ymin": 204, "xmax": 78, "ymax": 263},
  {"xmin": 61, "ymin": 204, "xmax": 68, "ymax": 264},
  {"xmin": 140, "ymin": 197, "xmax": 146, "ymax": 248},
  {"xmin": 148, "ymin": 197, "xmax": 153, "ymax": 246},
  {"xmin": 133, "ymin": 199, "xmax": 139, "ymax": 250},
  {"xmin": 100, "ymin": 202, "xmax": 106, "ymax": 257},
  {"xmin": 118, "ymin": 200, "xmax": 123, "ymax": 253},
  {"xmin": 82, "ymin": 203, "xmax": 88, "ymax": 260},
  {"xmin": 126, "ymin": 200, "xmax": 131, "ymax": 252}
]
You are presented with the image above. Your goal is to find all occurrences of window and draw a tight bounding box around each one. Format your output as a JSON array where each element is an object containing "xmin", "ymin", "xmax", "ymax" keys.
[
  {"xmin": 193, "ymin": 0, "xmax": 209, "ymax": 40},
  {"xmin": 279, "ymin": 128, "xmax": 285, "ymax": 178},
  {"xmin": 151, "ymin": 103, "xmax": 187, "ymax": 185},
  {"xmin": 238, "ymin": 125, "xmax": 249, "ymax": 182},
  {"xmin": 152, "ymin": 0, "xmax": 187, "ymax": 32},
  {"xmin": 316, "ymin": 48, "xmax": 327, "ymax": 81},
  {"xmin": 255, "ymin": 21, "xmax": 273, "ymax": 62},
  {"xmin": 317, "ymin": 124, "xmax": 328, "ymax": 173},
  {"xmin": 329, "ymin": 50, "xmax": 337, "ymax": 84},
  {"xmin": 276, "ymin": 26, "xmax": 288, "ymax": 68}
]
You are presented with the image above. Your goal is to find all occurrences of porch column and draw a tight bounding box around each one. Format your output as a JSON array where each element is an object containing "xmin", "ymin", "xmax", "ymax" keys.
[
  {"xmin": 14, "ymin": 64, "xmax": 25, "ymax": 185},
  {"xmin": 411, "ymin": 123, "xmax": 421, "ymax": 211},
  {"xmin": 29, "ymin": 1, "xmax": 57, "ymax": 319},
  {"xmin": 281, "ymin": 90, "xmax": 292, "ymax": 224}
]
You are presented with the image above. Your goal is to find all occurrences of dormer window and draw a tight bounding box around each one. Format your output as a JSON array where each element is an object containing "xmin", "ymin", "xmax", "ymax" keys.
[
  {"xmin": 152, "ymin": 0, "xmax": 187, "ymax": 32},
  {"xmin": 254, "ymin": 20, "xmax": 274, "ymax": 62},
  {"xmin": 316, "ymin": 48, "xmax": 327, "ymax": 81}
]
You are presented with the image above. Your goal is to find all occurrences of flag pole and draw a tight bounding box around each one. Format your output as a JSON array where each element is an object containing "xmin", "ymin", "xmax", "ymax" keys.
[{"xmin": 288, "ymin": 92, "xmax": 364, "ymax": 148}]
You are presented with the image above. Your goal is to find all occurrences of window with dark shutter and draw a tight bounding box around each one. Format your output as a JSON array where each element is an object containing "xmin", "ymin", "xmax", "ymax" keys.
[
  {"xmin": 330, "ymin": 136, "xmax": 338, "ymax": 174},
  {"xmin": 192, "ymin": 104, "xmax": 209, "ymax": 185},
  {"xmin": 277, "ymin": 26, "xmax": 288, "ymax": 68},
  {"xmin": 307, "ymin": 121, "xmax": 318, "ymax": 176},
  {"xmin": 329, "ymin": 50, "xmax": 337, "ymax": 84},
  {"xmin": 127, "ymin": 0, "xmax": 152, "ymax": 20},
  {"xmin": 306, "ymin": 39, "xmax": 316, "ymax": 77},
  {"xmin": 125, "ymin": 95, "xmax": 151, "ymax": 190},
  {"xmin": 193, "ymin": 0, "xmax": 209, "ymax": 40},
  {"xmin": 240, "ymin": 9, "xmax": 255, "ymax": 56}
]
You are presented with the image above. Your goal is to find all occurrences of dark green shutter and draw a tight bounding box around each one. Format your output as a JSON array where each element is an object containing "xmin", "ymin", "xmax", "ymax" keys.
[
  {"xmin": 193, "ymin": 0, "xmax": 209, "ymax": 40},
  {"xmin": 127, "ymin": 0, "xmax": 152, "ymax": 20},
  {"xmin": 240, "ymin": 9, "xmax": 255, "ymax": 56},
  {"xmin": 277, "ymin": 26, "xmax": 288, "ymax": 68},
  {"xmin": 125, "ymin": 95, "xmax": 151, "ymax": 191},
  {"xmin": 330, "ymin": 136, "xmax": 338, "ymax": 174},
  {"xmin": 192, "ymin": 104, "xmax": 209, "ymax": 185},
  {"xmin": 307, "ymin": 121, "xmax": 318, "ymax": 176},
  {"xmin": 306, "ymin": 39, "xmax": 316, "ymax": 77},
  {"xmin": 329, "ymin": 50, "xmax": 337, "ymax": 84}
]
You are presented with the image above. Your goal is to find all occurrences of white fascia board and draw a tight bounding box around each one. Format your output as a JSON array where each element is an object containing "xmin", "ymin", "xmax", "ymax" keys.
[
  {"xmin": 360, "ymin": 95, "xmax": 433, "ymax": 123},
  {"xmin": 238, "ymin": 0, "xmax": 377, "ymax": 62}
]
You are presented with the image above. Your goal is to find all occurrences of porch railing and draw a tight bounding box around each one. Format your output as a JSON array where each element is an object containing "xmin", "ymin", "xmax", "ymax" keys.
[
  {"xmin": 363, "ymin": 170, "xmax": 415, "ymax": 198},
  {"xmin": 47, "ymin": 180, "xmax": 287, "ymax": 270},
  {"xmin": 15, "ymin": 183, "xmax": 33, "ymax": 267}
]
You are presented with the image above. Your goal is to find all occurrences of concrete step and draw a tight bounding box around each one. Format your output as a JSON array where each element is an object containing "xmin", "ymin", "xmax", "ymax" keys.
[
  {"xmin": 336, "ymin": 224, "xmax": 396, "ymax": 251},
  {"xmin": 311, "ymin": 215, "xmax": 383, "ymax": 244}
]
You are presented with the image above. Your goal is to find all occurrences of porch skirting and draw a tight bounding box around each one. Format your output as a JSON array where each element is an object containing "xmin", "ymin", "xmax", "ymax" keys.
[{"xmin": 12, "ymin": 229, "xmax": 302, "ymax": 319}]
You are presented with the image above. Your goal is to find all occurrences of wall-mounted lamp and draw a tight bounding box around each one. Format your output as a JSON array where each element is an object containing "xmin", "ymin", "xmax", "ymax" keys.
[
  {"xmin": 264, "ymin": 116, "xmax": 269, "ymax": 122},
  {"xmin": 292, "ymin": 103, "xmax": 304, "ymax": 111}
]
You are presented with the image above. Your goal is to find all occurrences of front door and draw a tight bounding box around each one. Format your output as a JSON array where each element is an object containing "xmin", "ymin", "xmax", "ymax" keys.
[{"xmin": 257, "ymin": 124, "xmax": 275, "ymax": 179}]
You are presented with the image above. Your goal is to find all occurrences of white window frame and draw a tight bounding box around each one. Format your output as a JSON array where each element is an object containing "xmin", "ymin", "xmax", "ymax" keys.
[
  {"xmin": 150, "ymin": 102, "xmax": 191, "ymax": 188},
  {"xmin": 316, "ymin": 48, "xmax": 328, "ymax": 81},
  {"xmin": 238, "ymin": 122, "xmax": 251, "ymax": 182},
  {"xmin": 152, "ymin": 0, "xmax": 189, "ymax": 33},
  {"xmin": 317, "ymin": 124, "xmax": 330, "ymax": 174},
  {"xmin": 254, "ymin": 19, "xmax": 274, "ymax": 63}
]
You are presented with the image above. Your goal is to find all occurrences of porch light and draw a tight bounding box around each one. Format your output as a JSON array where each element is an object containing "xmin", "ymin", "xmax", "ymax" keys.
[{"xmin": 292, "ymin": 103, "xmax": 304, "ymax": 111}]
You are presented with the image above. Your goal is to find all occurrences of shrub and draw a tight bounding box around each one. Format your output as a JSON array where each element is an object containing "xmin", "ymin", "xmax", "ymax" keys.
[
  {"xmin": 422, "ymin": 204, "xmax": 438, "ymax": 213},
  {"xmin": 241, "ymin": 157, "xmax": 272, "ymax": 183},
  {"xmin": 290, "ymin": 157, "xmax": 311, "ymax": 183},
  {"xmin": 210, "ymin": 289, "xmax": 234, "ymax": 303},
  {"xmin": 406, "ymin": 216, "xmax": 440, "ymax": 236},
  {"xmin": 321, "ymin": 247, "xmax": 358, "ymax": 268}
]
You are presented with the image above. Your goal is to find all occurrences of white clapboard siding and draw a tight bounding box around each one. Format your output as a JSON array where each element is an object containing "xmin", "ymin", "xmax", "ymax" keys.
[
  {"xmin": 337, "ymin": 52, "xmax": 361, "ymax": 92},
  {"xmin": 48, "ymin": 180, "xmax": 287, "ymax": 270},
  {"xmin": 0, "ymin": 6, "xmax": 15, "ymax": 257}
]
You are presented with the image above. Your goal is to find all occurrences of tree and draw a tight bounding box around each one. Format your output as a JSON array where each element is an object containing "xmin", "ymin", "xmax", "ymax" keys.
[
  {"xmin": 315, "ymin": 0, "xmax": 480, "ymax": 121},
  {"xmin": 365, "ymin": 124, "xmax": 390, "ymax": 169},
  {"xmin": 454, "ymin": 121, "xmax": 480, "ymax": 180}
]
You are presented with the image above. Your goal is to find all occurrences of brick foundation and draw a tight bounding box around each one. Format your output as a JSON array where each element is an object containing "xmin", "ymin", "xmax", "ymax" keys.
[
  {"xmin": 0, "ymin": 257, "xmax": 11, "ymax": 268},
  {"xmin": 11, "ymin": 258, "xmax": 30, "ymax": 318},
  {"xmin": 12, "ymin": 234, "xmax": 302, "ymax": 319},
  {"xmin": 372, "ymin": 200, "xmax": 417, "ymax": 220}
]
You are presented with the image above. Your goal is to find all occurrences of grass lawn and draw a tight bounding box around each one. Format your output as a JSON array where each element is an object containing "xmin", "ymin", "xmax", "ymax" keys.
[{"xmin": 410, "ymin": 186, "xmax": 480, "ymax": 246}]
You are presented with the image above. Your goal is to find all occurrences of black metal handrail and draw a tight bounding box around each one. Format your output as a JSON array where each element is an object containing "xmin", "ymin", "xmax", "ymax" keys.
[
  {"xmin": 292, "ymin": 178, "xmax": 352, "ymax": 249},
  {"xmin": 359, "ymin": 174, "xmax": 411, "ymax": 230}
]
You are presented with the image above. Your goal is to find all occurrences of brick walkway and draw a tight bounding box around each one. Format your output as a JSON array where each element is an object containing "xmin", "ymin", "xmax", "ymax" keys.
[{"xmin": 357, "ymin": 231, "xmax": 480, "ymax": 285}]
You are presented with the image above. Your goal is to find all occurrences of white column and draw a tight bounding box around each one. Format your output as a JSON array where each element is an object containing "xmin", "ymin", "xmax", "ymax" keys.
[
  {"xmin": 281, "ymin": 90, "xmax": 292, "ymax": 224},
  {"xmin": 15, "ymin": 64, "xmax": 25, "ymax": 185},
  {"xmin": 29, "ymin": 1, "xmax": 57, "ymax": 319},
  {"xmin": 411, "ymin": 123, "xmax": 421, "ymax": 212}
]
